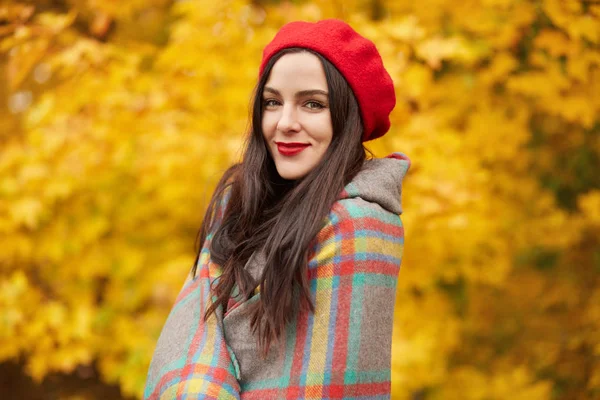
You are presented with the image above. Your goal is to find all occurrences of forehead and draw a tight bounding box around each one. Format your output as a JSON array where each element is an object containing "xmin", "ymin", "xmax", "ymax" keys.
[{"xmin": 265, "ymin": 52, "xmax": 327, "ymax": 90}]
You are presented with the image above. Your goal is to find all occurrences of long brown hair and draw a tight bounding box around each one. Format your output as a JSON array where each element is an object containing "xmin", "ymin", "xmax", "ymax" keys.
[{"xmin": 192, "ymin": 48, "xmax": 367, "ymax": 354}]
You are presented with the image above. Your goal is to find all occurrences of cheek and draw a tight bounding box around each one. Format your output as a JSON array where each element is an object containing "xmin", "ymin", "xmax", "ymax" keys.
[
  {"xmin": 261, "ymin": 114, "xmax": 276, "ymax": 139},
  {"xmin": 314, "ymin": 117, "xmax": 333, "ymax": 146}
]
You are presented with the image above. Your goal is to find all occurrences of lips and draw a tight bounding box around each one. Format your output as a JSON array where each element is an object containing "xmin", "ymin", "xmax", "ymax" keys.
[{"xmin": 276, "ymin": 142, "xmax": 310, "ymax": 156}]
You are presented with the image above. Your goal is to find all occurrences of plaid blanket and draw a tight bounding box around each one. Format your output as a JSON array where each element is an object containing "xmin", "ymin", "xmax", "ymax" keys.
[{"xmin": 144, "ymin": 153, "xmax": 410, "ymax": 400}]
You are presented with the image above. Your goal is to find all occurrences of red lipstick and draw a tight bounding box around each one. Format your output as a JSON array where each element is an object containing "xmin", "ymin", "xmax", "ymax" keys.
[{"xmin": 276, "ymin": 142, "xmax": 310, "ymax": 156}]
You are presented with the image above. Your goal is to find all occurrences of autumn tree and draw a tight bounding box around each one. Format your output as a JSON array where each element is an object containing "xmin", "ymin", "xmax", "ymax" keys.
[{"xmin": 1, "ymin": 0, "xmax": 598, "ymax": 399}]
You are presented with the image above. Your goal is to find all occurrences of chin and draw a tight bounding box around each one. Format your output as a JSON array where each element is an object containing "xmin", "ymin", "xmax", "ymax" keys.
[
  {"xmin": 276, "ymin": 170, "xmax": 307, "ymax": 181},
  {"xmin": 275, "ymin": 164, "xmax": 310, "ymax": 181}
]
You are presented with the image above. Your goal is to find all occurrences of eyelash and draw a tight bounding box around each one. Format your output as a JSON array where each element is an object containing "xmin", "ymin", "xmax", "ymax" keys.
[
  {"xmin": 263, "ymin": 99, "xmax": 280, "ymax": 108},
  {"xmin": 305, "ymin": 101, "xmax": 325, "ymax": 110},
  {"xmin": 263, "ymin": 99, "xmax": 326, "ymax": 110}
]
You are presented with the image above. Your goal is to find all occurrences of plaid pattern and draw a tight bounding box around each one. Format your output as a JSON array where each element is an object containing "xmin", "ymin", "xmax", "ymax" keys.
[
  {"xmin": 143, "ymin": 239, "xmax": 242, "ymax": 400},
  {"xmin": 144, "ymin": 154, "xmax": 409, "ymax": 400}
]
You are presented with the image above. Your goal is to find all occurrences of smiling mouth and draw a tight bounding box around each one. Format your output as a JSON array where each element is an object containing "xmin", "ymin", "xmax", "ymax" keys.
[{"xmin": 276, "ymin": 142, "xmax": 310, "ymax": 156}]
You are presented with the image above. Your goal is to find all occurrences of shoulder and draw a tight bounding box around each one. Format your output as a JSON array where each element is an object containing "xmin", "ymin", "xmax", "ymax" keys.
[
  {"xmin": 337, "ymin": 153, "xmax": 410, "ymax": 217},
  {"xmin": 310, "ymin": 196, "xmax": 404, "ymax": 262},
  {"xmin": 321, "ymin": 196, "xmax": 403, "ymax": 237}
]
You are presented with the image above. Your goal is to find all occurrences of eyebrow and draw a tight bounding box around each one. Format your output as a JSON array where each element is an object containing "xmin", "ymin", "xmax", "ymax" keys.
[{"xmin": 263, "ymin": 87, "xmax": 328, "ymax": 98}]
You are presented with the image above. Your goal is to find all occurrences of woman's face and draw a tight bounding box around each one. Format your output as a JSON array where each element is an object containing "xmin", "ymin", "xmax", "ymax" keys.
[{"xmin": 261, "ymin": 52, "xmax": 333, "ymax": 181}]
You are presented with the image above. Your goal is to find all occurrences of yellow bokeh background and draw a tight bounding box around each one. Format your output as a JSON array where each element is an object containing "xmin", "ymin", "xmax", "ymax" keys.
[{"xmin": 1, "ymin": 0, "xmax": 599, "ymax": 399}]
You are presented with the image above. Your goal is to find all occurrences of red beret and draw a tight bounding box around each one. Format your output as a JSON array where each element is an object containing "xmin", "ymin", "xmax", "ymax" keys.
[{"xmin": 259, "ymin": 19, "xmax": 396, "ymax": 142}]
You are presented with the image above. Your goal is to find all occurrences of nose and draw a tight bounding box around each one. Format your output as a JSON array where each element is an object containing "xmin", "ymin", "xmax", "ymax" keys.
[{"xmin": 276, "ymin": 104, "xmax": 301, "ymax": 133}]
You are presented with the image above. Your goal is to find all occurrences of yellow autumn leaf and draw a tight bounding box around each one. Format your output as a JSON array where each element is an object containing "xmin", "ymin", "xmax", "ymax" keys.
[{"xmin": 9, "ymin": 197, "xmax": 43, "ymax": 229}]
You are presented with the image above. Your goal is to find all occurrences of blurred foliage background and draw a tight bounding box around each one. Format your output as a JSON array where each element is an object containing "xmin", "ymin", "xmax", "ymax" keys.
[{"xmin": 1, "ymin": 0, "xmax": 599, "ymax": 399}]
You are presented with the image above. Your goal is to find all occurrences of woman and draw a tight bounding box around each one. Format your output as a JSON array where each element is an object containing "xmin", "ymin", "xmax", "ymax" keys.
[{"xmin": 144, "ymin": 19, "xmax": 411, "ymax": 400}]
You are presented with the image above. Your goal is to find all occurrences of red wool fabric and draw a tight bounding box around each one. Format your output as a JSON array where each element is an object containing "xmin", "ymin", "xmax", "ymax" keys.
[{"xmin": 259, "ymin": 19, "xmax": 396, "ymax": 142}]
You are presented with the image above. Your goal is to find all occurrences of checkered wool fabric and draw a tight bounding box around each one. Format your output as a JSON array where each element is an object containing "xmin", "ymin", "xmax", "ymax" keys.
[{"xmin": 144, "ymin": 154, "xmax": 410, "ymax": 400}]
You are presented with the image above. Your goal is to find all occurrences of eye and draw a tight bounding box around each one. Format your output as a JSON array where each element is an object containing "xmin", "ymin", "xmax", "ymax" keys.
[
  {"xmin": 263, "ymin": 99, "xmax": 280, "ymax": 109},
  {"xmin": 305, "ymin": 100, "xmax": 325, "ymax": 110}
]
